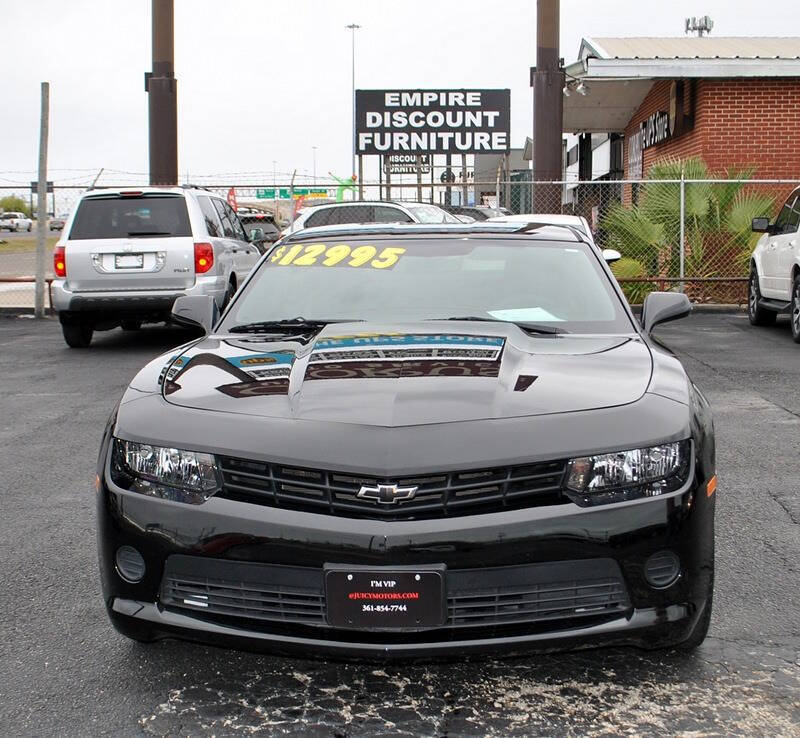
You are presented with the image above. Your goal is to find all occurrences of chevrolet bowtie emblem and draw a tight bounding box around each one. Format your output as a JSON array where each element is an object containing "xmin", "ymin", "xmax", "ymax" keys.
[{"xmin": 357, "ymin": 483, "xmax": 418, "ymax": 505}]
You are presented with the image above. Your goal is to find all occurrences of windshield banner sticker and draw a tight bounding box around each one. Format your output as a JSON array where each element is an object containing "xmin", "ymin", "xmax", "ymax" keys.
[{"xmin": 269, "ymin": 243, "xmax": 406, "ymax": 270}]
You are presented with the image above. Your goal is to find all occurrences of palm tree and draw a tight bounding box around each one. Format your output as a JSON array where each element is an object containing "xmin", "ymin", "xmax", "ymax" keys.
[{"xmin": 602, "ymin": 157, "xmax": 774, "ymax": 290}]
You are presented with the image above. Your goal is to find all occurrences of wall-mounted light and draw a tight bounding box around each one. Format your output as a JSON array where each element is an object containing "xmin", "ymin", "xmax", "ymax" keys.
[{"xmin": 562, "ymin": 78, "xmax": 589, "ymax": 97}]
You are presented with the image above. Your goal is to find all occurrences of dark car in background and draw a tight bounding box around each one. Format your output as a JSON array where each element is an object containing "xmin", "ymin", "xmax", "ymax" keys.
[
  {"xmin": 238, "ymin": 211, "xmax": 281, "ymax": 252},
  {"xmin": 97, "ymin": 222, "xmax": 715, "ymax": 658}
]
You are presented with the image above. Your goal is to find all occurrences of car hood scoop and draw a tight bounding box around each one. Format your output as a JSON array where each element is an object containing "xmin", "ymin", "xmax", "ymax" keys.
[{"xmin": 159, "ymin": 322, "xmax": 651, "ymax": 427}]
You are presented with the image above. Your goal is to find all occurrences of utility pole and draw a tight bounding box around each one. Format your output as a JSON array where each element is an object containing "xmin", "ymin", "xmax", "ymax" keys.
[
  {"xmin": 531, "ymin": 0, "xmax": 563, "ymax": 211},
  {"xmin": 35, "ymin": 82, "xmax": 49, "ymax": 319},
  {"xmin": 146, "ymin": 0, "xmax": 177, "ymax": 186},
  {"xmin": 345, "ymin": 23, "xmax": 361, "ymax": 178},
  {"xmin": 312, "ymin": 146, "xmax": 317, "ymax": 185}
]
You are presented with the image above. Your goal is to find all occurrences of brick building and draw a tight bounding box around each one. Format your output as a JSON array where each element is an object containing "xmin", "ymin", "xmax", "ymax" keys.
[{"xmin": 561, "ymin": 36, "xmax": 800, "ymax": 183}]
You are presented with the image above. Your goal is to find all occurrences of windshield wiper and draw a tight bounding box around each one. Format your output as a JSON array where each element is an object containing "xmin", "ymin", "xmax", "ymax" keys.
[
  {"xmin": 228, "ymin": 317, "xmax": 363, "ymax": 334},
  {"xmin": 431, "ymin": 316, "xmax": 566, "ymax": 335}
]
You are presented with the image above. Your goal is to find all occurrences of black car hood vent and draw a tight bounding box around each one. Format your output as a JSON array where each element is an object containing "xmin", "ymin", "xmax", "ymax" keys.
[{"xmin": 159, "ymin": 322, "xmax": 650, "ymax": 427}]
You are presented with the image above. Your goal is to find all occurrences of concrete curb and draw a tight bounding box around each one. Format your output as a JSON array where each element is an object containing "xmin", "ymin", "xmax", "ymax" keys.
[{"xmin": 0, "ymin": 308, "xmax": 55, "ymax": 317}]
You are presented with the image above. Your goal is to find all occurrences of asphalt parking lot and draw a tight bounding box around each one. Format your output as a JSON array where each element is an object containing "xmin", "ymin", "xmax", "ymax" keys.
[{"xmin": 1, "ymin": 311, "xmax": 798, "ymax": 737}]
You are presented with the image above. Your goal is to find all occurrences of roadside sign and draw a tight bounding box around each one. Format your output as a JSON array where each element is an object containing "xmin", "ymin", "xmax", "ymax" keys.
[
  {"xmin": 356, "ymin": 89, "xmax": 511, "ymax": 156},
  {"xmin": 30, "ymin": 180, "xmax": 54, "ymax": 193},
  {"xmin": 384, "ymin": 155, "xmax": 431, "ymax": 175},
  {"xmin": 256, "ymin": 188, "xmax": 329, "ymax": 200}
]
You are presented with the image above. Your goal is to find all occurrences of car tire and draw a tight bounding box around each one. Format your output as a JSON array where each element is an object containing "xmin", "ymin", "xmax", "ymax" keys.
[
  {"xmin": 120, "ymin": 319, "xmax": 142, "ymax": 331},
  {"xmin": 791, "ymin": 275, "xmax": 800, "ymax": 343},
  {"xmin": 62, "ymin": 320, "xmax": 94, "ymax": 348},
  {"xmin": 27, "ymin": 224, "xmax": 32, "ymax": 232},
  {"xmin": 748, "ymin": 268, "xmax": 776, "ymax": 326}
]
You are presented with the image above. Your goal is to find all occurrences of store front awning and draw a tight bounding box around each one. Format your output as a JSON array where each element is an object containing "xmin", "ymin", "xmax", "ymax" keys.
[
  {"xmin": 562, "ymin": 36, "xmax": 800, "ymax": 133},
  {"xmin": 563, "ymin": 79, "xmax": 654, "ymax": 133}
]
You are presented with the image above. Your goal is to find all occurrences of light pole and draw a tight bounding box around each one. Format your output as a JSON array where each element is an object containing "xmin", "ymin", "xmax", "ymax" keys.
[
  {"xmin": 312, "ymin": 146, "xmax": 317, "ymax": 185},
  {"xmin": 345, "ymin": 23, "xmax": 361, "ymax": 178},
  {"xmin": 272, "ymin": 159, "xmax": 277, "ymax": 216}
]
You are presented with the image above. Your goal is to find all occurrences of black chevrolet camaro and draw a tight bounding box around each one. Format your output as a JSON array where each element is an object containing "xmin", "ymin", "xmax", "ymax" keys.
[{"xmin": 97, "ymin": 222, "xmax": 715, "ymax": 657}]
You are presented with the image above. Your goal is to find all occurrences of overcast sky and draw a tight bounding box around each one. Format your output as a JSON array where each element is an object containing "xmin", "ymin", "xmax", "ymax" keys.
[{"xmin": 1, "ymin": 0, "xmax": 797, "ymax": 188}]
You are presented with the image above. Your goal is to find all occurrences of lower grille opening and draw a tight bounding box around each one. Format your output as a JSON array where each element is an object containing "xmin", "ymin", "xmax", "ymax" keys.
[{"xmin": 160, "ymin": 555, "xmax": 631, "ymax": 641}]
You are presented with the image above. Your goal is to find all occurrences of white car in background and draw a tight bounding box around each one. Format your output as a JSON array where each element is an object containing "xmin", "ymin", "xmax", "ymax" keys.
[
  {"xmin": 748, "ymin": 186, "xmax": 800, "ymax": 342},
  {"xmin": 487, "ymin": 213, "xmax": 595, "ymax": 244},
  {"xmin": 488, "ymin": 213, "xmax": 620, "ymax": 263},
  {"xmin": 52, "ymin": 186, "xmax": 264, "ymax": 348},
  {"xmin": 283, "ymin": 201, "xmax": 461, "ymax": 236},
  {"xmin": 0, "ymin": 211, "xmax": 33, "ymax": 232}
]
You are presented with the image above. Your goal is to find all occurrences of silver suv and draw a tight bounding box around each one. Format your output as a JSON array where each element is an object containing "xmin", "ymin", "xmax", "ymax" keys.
[{"xmin": 53, "ymin": 187, "xmax": 264, "ymax": 347}]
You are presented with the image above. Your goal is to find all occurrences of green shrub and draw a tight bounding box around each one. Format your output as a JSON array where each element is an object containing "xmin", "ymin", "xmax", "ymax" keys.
[
  {"xmin": 0, "ymin": 196, "xmax": 31, "ymax": 217},
  {"xmin": 611, "ymin": 257, "xmax": 655, "ymax": 304}
]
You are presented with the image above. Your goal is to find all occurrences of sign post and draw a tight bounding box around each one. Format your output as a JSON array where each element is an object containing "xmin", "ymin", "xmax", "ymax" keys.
[{"xmin": 35, "ymin": 83, "xmax": 49, "ymax": 319}]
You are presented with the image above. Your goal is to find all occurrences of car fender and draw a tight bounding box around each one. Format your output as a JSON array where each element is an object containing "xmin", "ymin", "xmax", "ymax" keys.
[{"xmin": 750, "ymin": 235, "xmax": 769, "ymax": 277}]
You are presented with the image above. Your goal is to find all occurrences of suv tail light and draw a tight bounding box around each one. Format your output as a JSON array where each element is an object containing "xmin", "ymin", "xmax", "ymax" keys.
[
  {"xmin": 194, "ymin": 242, "xmax": 214, "ymax": 274},
  {"xmin": 53, "ymin": 245, "xmax": 66, "ymax": 277}
]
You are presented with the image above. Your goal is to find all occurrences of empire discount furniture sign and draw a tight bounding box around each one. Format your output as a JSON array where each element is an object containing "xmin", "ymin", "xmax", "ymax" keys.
[{"xmin": 355, "ymin": 89, "xmax": 510, "ymax": 155}]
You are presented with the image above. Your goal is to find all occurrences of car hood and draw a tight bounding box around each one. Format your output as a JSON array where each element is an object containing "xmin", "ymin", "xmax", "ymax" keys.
[{"xmin": 157, "ymin": 322, "xmax": 652, "ymax": 427}]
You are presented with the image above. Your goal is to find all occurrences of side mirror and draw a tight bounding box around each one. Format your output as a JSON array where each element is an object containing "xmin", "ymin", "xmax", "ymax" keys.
[
  {"xmin": 751, "ymin": 217, "xmax": 771, "ymax": 233},
  {"xmin": 602, "ymin": 248, "xmax": 622, "ymax": 263},
  {"xmin": 171, "ymin": 295, "xmax": 219, "ymax": 334},
  {"xmin": 641, "ymin": 291, "xmax": 692, "ymax": 333},
  {"xmin": 249, "ymin": 227, "xmax": 265, "ymax": 243}
]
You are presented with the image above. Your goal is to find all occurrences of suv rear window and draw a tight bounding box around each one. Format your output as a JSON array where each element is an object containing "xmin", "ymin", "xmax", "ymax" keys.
[{"xmin": 69, "ymin": 195, "xmax": 191, "ymax": 240}]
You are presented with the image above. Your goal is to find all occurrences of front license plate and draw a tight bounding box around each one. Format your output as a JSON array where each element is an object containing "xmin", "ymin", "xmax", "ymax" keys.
[
  {"xmin": 325, "ymin": 565, "xmax": 446, "ymax": 630},
  {"xmin": 115, "ymin": 253, "xmax": 144, "ymax": 269}
]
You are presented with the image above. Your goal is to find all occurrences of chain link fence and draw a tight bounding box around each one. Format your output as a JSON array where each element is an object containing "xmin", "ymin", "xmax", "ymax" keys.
[{"xmin": 2, "ymin": 177, "xmax": 795, "ymax": 309}]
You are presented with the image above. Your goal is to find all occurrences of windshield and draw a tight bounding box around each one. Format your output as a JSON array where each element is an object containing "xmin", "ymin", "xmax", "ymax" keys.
[
  {"xmin": 405, "ymin": 204, "xmax": 452, "ymax": 224},
  {"xmin": 220, "ymin": 237, "xmax": 633, "ymax": 334},
  {"xmin": 68, "ymin": 195, "xmax": 191, "ymax": 239}
]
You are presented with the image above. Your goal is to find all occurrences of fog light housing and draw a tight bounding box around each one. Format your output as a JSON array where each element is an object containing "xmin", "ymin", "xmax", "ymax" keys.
[
  {"xmin": 644, "ymin": 550, "xmax": 681, "ymax": 589},
  {"xmin": 116, "ymin": 545, "xmax": 146, "ymax": 583}
]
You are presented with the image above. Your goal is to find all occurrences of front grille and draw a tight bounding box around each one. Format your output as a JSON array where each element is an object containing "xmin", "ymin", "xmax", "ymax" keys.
[
  {"xmin": 161, "ymin": 559, "xmax": 325, "ymax": 626},
  {"xmin": 160, "ymin": 556, "xmax": 629, "ymax": 634},
  {"xmin": 447, "ymin": 579, "xmax": 628, "ymax": 627},
  {"xmin": 217, "ymin": 456, "xmax": 567, "ymax": 520}
]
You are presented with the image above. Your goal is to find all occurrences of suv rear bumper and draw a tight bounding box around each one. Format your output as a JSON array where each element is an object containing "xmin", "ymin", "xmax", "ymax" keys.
[{"xmin": 52, "ymin": 276, "xmax": 226, "ymax": 316}]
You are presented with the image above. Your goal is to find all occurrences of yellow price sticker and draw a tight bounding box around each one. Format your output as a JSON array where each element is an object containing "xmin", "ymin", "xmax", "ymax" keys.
[{"xmin": 270, "ymin": 243, "xmax": 406, "ymax": 270}]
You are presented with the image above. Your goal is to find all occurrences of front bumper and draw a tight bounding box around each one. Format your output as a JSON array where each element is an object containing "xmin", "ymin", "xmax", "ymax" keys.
[
  {"xmin": 52, "ymin": 275, "xmax": 226, "ymax": 315},
  {"xmin": 98, "ymin": 466, "xmax": 715, "ymax": 656},
  {"xmin": 109, "ymin": 597, "xmax": 699, "ymax": 658}
]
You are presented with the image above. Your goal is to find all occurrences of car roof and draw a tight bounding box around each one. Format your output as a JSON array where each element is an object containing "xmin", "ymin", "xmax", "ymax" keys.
[
  {"xmin": 282, "ymin": 221, "xmax": 586, "ymax": 243},
  {"xmin": 79, "ymin": 186, "xmax": 220, "ymax": 199},
  {"xmin": 488, "ymin": 213, "xmax": 585, "ymax": 225},
  {"xmin": 300, "ymin": 200, "xmax": 428, "ymax": 213}
]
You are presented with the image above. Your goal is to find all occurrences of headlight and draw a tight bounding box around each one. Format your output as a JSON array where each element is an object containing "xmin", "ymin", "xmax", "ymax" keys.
[
  {"xmin": 564, "ymin": 440, "xmax": 691, "ymax": 506},
  {"xmin": 110, "ymin": 438, "xmax": 220, "ymax": 504}
]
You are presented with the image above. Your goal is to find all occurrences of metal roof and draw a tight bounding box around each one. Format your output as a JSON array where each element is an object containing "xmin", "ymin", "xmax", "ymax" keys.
[{"xmin": 581, "ymin": 36, "xmax": 800, "ymax": 60}]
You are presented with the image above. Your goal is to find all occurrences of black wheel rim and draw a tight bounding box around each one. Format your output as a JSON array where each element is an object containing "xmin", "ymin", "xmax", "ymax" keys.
[{"xmin": 793, "ymin": 282, "xmax": 800, "ymax": 335}]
